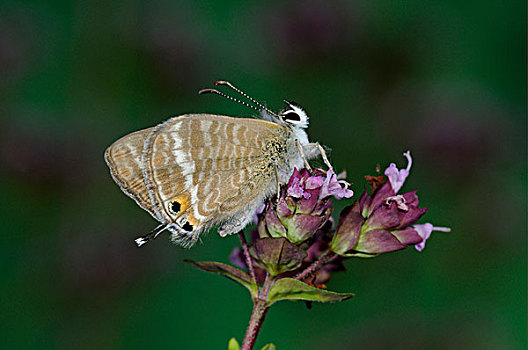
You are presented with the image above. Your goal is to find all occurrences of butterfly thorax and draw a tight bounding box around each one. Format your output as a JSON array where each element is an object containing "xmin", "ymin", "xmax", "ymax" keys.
[{"xmin": 249, "ymin": 127, "xmax": 299, "ymax": 182}]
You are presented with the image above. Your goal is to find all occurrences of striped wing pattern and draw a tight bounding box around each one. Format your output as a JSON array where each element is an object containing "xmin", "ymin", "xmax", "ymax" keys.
[
  {"xmin": 104, "ymin": 127, "xmax": 158, "ymax": 219},
  {"xmin": 106, "ymin": 114, "xmax": 289, "ymax": 245},
  {"xmin": 144, "ymin": 114, "xmax": 284, "ymax": 226}
]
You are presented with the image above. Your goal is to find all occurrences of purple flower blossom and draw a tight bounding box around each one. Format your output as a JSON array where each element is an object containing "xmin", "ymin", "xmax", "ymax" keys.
[
  {"xmin": 286, "ymin": 174, "xmax": 307, "ymax": 198},
  {"xmin": 305, "ymin": 175, "xmax": 324, "ymax": 189},
  {"xmin": 414, "ymin": 223, "xmax": 451, "ymax": 251},
  {"xmin": 286, "ymin": 168, "xmax": 324, "ymax": 199},
  {"xmin": 259, "ymin": 168, "xmax": 348, "ymax": 244},
  {"xmin": 331, "ymin": 151, "xmax": 449, "ymax": 256},
  {"xmin": 319, "ymin": 169, "xmax": 354, "ymax": 200},
  {"xmin": 384, "ymin": 151, "xmax": 412, "ymax": 193}
]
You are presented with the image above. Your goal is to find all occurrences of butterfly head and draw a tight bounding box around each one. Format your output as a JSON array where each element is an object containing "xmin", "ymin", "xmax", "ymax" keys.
[
  {"xmin": 199, "ymin": 81, "xmax": 310, "ymax": 129},
  {"xmin": 280, "ymin": 100, "xmax": 309, "ymax": 129}
]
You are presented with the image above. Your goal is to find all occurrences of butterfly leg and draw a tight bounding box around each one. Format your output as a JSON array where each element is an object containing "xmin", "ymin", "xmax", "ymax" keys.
[
  {"xmin": 296, "ymin": 140, "xmax": 313, "ymax": 171},
  {"xmin": 315, "ymin": 142, "xmax": 334, "ymax": 173},
  {"xmin": 306, "ymin": 142, "xmax": 334, "ymax": 173},
  {"xmin": 275, "ymin": 166, "xmax": 281, "ymax": 200}
]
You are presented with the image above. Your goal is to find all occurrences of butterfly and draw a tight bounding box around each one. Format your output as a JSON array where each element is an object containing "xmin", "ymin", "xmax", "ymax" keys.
[{"xmin": 104, "ymin": 81, "xmax": 333, "ymax": 247}]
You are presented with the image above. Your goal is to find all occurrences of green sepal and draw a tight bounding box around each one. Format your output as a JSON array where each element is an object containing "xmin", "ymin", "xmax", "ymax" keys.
[
  {"xmin": 185, "ymin": 260, "xmax": 258, "ymax": 297},
  {"xmin": 261, "ymin": 344, "xmax": 277, "ymax": 350},
  {"xmin": 266, "ymin": 278, "xmax": 354, "ymax": 306},
  {"xmin": 228, "ymin": 338, "xmax": 241, "ymax": 350}
]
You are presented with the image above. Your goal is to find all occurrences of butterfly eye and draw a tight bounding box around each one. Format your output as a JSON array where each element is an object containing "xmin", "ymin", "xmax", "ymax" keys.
[
  {"xmin": 169, "ymin": 201, "xmax": 181, "ymax": 214},
  {"xmin": 282, "ymin": 111, "xmax": 301, "ymax": 123}
]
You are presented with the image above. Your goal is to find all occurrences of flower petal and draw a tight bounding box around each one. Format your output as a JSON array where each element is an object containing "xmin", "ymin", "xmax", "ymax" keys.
[
  {"xmin": 335, "ymin": 180, "xmax": 354, "ymax": 199},
  {"xmin": 413, "ymin": 223, "xmax": 433, "ymax": 251},
  {"xmin": 319, "ymin": 169, "xmax": 354, "ymax": 200},
  {"xmin": 305, "ymin": 176, "xmax": 324, "ymax": 189},
  {"xmin": 413, "ymin": 223, "xmax": 450, "ymax": 251},
  {"xmin": 287, "ymin": 168, "xmax": 302, "ymax": 187},
  {"xmin": 384, "ymin": 151, "xmax": 412, "ymax": 193},
  {"xmin": 287, "ymin": 176, "xmax": 304, "ymax": 198},
  {"xmin": 252, "ymin": 203, "xmax": 266, "ymax": 224}
]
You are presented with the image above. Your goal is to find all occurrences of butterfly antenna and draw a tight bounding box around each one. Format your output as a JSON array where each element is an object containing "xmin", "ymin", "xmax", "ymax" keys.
[
  {"xmin": 134, "ymin": 224, "xmax": 167, "ymax": 247},
  {"xmin": 214, "ymin": 80, "xmax": 280, "ymax": 117},
  {"xmin": 198, "ymin": 88, "xmax": 261, "ymax": 113}
]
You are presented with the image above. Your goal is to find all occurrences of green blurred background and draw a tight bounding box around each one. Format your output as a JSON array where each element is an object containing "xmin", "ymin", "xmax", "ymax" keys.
[{"xmin": 1, "ymin": 0, "xmax": 525, "ymax": 349}]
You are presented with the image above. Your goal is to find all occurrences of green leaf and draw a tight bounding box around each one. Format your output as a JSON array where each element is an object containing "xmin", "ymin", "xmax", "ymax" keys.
[
  {"xmin": 228, "ymin": 337, "xmax": 241, "ymax": 350},
  {"xmin": 261, "ymin": 344, "xmax": 276, "ymax": 350},
  {"xmin": 185, "ymin": 260, "xmax": 258, "ymax": 297},
  {"xmin": 267, "ymin": 278, "xmax": 354, "ymax": 306}
]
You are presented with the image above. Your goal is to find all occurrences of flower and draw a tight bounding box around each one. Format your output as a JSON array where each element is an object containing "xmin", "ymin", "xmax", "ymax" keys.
[
  {"xmin": 258, "ymin": 168, "xmax": 352, "ymax": 244},
  {"xmin": 230, "ymin": 168, "xmax": 352, "ymax": 279},
  {"xmin": 413, "ymin": 223, "xmax": 451, "ymax": 251},
  {"xmin": 319, "ymin": 169, "xmax": 354, "ymax": 200},
  {"xmin": 384, "ymin": 150, "xmax": 412, "ymax": 193},
  {"xmin": 331, "ymin": 152, "xmax": 448, "ymax": 256}
]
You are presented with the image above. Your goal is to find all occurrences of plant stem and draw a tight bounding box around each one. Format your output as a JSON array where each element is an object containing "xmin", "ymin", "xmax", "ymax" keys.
[
  {"xmin": 242, "ymin": 273, "xmax": 273, "ymax": 350},
  {"xmin": 295, "ymin": 251, "xmax": 337, "ymax": 281},
  {"xmin": 238, "ymin": 231, "xmax": 257, "ymax": 284}
]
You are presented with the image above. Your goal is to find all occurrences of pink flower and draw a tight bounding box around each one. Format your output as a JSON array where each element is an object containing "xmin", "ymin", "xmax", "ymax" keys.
[
  {"xmin": 414, "ymin": 223, "xmax": 451, "ymax": 251},
  {"xmin": 319, "ymin": 169, "xmax": 354, "ymax": 200},
  {"xmin": 286, "ymin": 168, "xmax": 324, "ymax": 199},
  {"xmin": 384, "ymin": 151, "xmax": 412, "ymax": 193},
  {"xmin": 259, "ymin": 168, "xmax": 334, "ymax": 244},
  {"xmin": 331, "ymin": 151, "xmax": 450, "ymax": 257}
]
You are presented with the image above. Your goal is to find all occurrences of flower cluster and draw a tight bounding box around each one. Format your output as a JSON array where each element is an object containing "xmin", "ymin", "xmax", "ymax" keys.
[
  {"xmin": 191, "ymin": 151, "xmax": 449, "ymax": 350},
  {"xmin": 331, "ymin": 152, "xmax": 450, "ymax": 257},
  {"xmin": 258, "ymin": 168, "xmax": 352, "ymax": 244},
  {"xmin": 231, "ymin": 168, "xmax": 352, "ymax": 285},
  {"xmin": 231, "ymin": 152, "xmax": 449, "ymax": 283}
]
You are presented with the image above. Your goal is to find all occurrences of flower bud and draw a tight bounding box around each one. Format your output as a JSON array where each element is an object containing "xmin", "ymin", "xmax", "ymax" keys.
[{"xmin": 249, "ymin": 237, "xmax": 306, "ymax": 276}]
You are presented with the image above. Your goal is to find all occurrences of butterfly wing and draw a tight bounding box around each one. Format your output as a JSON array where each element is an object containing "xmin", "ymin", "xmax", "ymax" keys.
[
  {"xmin": 143, "ymin": 114, "xmax": 288, "ymax": 245},
  {"xmin": 104, "ymin": 127, "xmax": 160, "ymax": 220}
]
